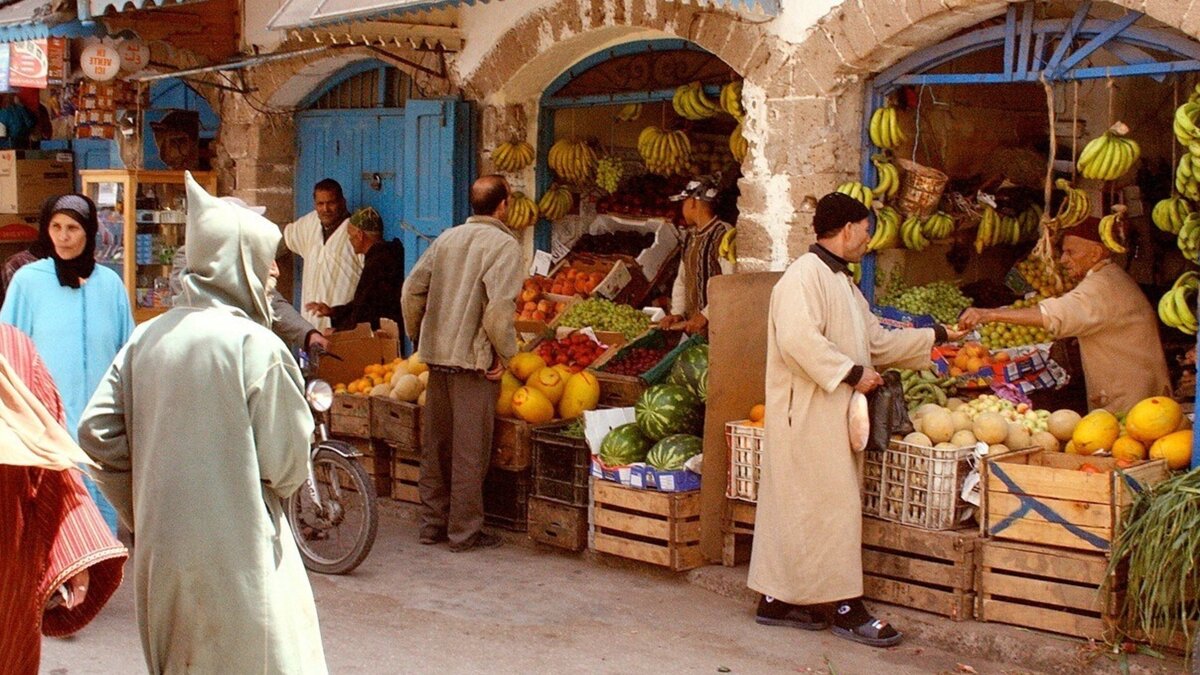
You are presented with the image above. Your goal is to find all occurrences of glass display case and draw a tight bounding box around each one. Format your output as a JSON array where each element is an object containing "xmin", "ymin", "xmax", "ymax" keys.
[{"xmin": 79, "ymin": 170, "xmax": 217, "ymax": 323}]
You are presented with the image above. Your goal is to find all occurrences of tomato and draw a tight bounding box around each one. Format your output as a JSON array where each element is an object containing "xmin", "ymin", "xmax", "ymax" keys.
[{"xmin": 1078, "ymin": 463, "xmax": 1103, "ymax": 474}]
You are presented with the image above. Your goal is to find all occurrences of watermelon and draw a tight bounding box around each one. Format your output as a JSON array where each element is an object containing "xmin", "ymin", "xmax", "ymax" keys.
[
  {"xmin": 599, "ymin": 423, "xmax": 652, "ymax": 466},
  {"xmin": 646, "ymin": 434, "xmax": 703, "ymax": 471},
  {"xmin": 635, "ymin": 383, "xmax": 703, "ymax": 441},
  {"xmin": 666, "ymin": 343, "xmax": 709, "ymax": 401}
]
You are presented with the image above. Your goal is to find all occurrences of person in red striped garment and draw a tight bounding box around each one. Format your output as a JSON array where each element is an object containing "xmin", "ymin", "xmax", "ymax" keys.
[{"xmin": 0, "ymin": 323, "xmax": 128, "ymax": 675}]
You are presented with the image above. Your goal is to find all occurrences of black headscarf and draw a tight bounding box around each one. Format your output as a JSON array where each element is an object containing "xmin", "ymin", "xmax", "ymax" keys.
[{"xmin": 38, "ymin": 194, "xmax": 98, "ymax": 288}]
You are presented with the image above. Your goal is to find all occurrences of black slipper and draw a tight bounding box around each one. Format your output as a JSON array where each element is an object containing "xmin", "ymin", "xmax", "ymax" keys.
[
  {"xmin": 831, "ymin": 618, "xmax": 903, "ymax": 647},
  {"xmin": 754, "ymin": 597, "xmax": 829, "ymax": 631}
]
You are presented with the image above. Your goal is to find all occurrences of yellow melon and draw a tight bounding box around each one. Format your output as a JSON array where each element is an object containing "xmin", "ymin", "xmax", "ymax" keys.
[
  {"xmin": 508, "ymin": 352, "xmax": 547, "ymax": 382},
  {"xmin": 1149, "ymin": 430, "xmax": 1193, "ymax": 470},
  {"xmin": 406, "ymin": 351, "xmax": 428, "ymax": 376},
  {"xmin": 1111, "ymin": 435, "xmax": 1147, "ymax": 462},
  {"xmin": 1072, "ymin": 410, "xmax": 1120, "ymax": 455},
  {"xmin": 496, "ymin": 372, "xmax": 522, "ymax": 418},
  {"xmin": 526, "ymin": 367, "xmax": 566, "ymax": 405},
  {"xmin": 1125, "ymin": 397, "xmax": 1183, "ymax": 444},
  {"xmin": 559, "ymin": 371, "xmax": 601, "ymax": 419},
  {"xmin": 1064, "ymin": 440, "xmax": 1079, "ymax": 454},
  {"xmin": 551, "ymin": 364, "xmax": 575, "ymax": 382},
  {"xmin": 512, "ymin": 386, "xmax": 555, "ymax": 424},
  {"xmin": 974, "ymin": 412, "xmax": 1009, "ymax": 445}
]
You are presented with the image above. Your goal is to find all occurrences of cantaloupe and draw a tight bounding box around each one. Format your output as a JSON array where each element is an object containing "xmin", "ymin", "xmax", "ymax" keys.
[
  {"xmin": 1005, "ymin": 423, "xmax": 1032, "ymax": 451},
  {"xmin": 922, "ymin": 409, "xmax": 955, "ymax": 444},
  {"xmin": 1125, "ymin": 397, "xmax": 1183, "ymax": 444},
  {"xmin": 418, "ymin": 371, "xmax": 429, "ymax": 387},
  {"xmin": 903, "ymin": 432, "xmax": 932, "ymax": 447},
  {"xmin": 370, "ymin": 383, "xmax": 392, "ymax": 397},
  {"xmin": 913, "ymin": 403, "xmax": 944, "ymax": 419},
  {"xmin": 391, "ymin": 374, "xmax": 422, "ymax": 402},
  {"xmin": 406, "ymin": 351, "xmax": 428, "ymax": 376},
  {"xmin": 951, "ymin": 411, "xmax": 974, "ymax": 433},
  {"xmin": 989, "ymin": 443, "xmax": 1010, "ymax": 455},
  {"xmin": 1072, "ymin": 410, "xmax": 1120, "ymax": 455},
  {"xmin": 945, "ymin": 397, "xmax": 966, "ymax": 411},
  {"xmin": 974, "ymin": 412, "xmax": 1009, "ymax": 445},
  {"xmin": 1048, "ymin": 409, "xmax": 1082, "ymax": 442},
  {"xmin": 417, "ymin": 390, "xmax": 426, "ymax": 406},
  {"xmin": 1031, "ymin": 430, "xmax": 1060, "ymax": 453},
  {"xmin": 950, "ymin": 430, "xmax": 977, "ymax": 447}
]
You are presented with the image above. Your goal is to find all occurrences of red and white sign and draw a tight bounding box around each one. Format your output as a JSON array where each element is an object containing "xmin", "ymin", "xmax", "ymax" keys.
[
  {"xmin": 47, "ymin": 37, "xmax": 67, "ymax": 84},
  {"xmin": 8, "ymin": 40, "xmax": 48, "ymax": 89},
  {"xmin": 117, "ymin": 40, "xmax": 149, "ymax": 74},
  {"xmin": 80, "ymin": 43, "xmax": 120, "ymax": 82}
]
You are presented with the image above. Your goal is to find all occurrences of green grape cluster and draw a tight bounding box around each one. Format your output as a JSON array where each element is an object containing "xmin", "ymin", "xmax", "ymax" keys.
[
  {"xmin": 979, "ymin": 295, "xmax": 1053, "ymax": 348},
  {"xmin": 878, "ymin": 280, "xmax": 973, "ymax": 324},
  {"xmin": 596, "ymin": 156, "xmax": 623, "ymax": 194},
  {"xmin": 557, "ymin": 298, "xmax": 652, "ymax": 340}
]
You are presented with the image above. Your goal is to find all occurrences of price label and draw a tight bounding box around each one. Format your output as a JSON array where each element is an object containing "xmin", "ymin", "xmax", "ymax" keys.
[{"xmin": 529, "ymin": 249, "xmax": 552, "ymax": 277}]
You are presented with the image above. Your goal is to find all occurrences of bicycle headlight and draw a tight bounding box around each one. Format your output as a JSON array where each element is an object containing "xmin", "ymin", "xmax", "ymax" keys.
[{"xmin": 306, "ymin": 379, "xmax": 334, "ymax": 413}]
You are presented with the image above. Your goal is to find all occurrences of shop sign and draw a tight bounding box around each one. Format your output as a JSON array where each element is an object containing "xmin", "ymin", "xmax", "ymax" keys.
[
  {"xmin": 81, "ymin": 43, "xmax": 120, "ymax": 82},
  {"xmin": 0, "ymin": 47, "xmax": 9, "ymax": 93},
  {"xmin": 8, "ymin": 40, "xmax": 48, "ymax": 89},
  {"xmin": 47, "ymin": 38, "xmax": 67, "ymax": 84},
  {"xmin": 117, "ymin": 40, "xmax": 150, "ymax": 74}
]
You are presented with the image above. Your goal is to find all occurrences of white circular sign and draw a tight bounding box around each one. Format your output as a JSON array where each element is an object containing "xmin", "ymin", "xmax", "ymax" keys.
[
  {"xmin": 117, "ymin": 40, "xmax": 150, "ymax": 74},
  {"xmin": 81, "ymin": 43, "xmax": 121, "ymax": 81}
]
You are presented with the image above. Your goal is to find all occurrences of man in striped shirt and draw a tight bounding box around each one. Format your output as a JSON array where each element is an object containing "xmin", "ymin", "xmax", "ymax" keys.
[{"xmin": 283, "ymin": 179, "xmax": 364, "ymax": 331}]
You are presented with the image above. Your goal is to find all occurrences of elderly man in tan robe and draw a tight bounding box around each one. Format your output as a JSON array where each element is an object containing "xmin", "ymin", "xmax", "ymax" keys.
[
  {"xmin": 959, "ymin": 217, "xmax": 1171, "ymax": 413},
  {"xmin": 749, "ymin": 192, "xmax": 963, "ymax": 648}
]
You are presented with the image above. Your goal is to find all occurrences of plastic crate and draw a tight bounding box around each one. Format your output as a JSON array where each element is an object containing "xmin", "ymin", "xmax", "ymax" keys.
[
  {"xmin": 531, "ymin": 423, "xmax": 590, "ymax": 507},
  {"xmin": 724, "ymin": 420, "xmax": 762, "ymax": 502},
  {"xmin": 483, "ymin": 467, "xmax": 530, "ymax": 532},
  {"xmin": 862, "ymin": 448, "xmax": 884, "ymax": 518},
  {"xmin": 877, "ymin": 440, "xmax": 975, "ymax": 531}
]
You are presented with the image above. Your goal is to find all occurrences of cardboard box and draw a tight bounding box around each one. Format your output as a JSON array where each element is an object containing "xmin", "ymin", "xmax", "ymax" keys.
[
  {"xmin": 317, "ymin": 320, "xmax": 399, "ymax": 386},
  {"xmin": 0, "ymin": 151, "xmax": 73, "ymax": 214}
]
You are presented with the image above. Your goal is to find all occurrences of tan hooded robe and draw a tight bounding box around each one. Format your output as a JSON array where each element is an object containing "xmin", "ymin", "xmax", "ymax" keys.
[
  {"xmin": 78, "ymin": 174, "xmax": 326, "ymax": 674},
  {"xmin": 748, "ymin": 251, "xmax": 935, "ymax": 605}
]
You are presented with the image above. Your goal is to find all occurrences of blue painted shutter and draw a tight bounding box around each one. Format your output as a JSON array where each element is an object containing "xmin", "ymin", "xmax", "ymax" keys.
[{"xmin": 400, "ymin": 98, "xmax": 471, "ymax": 276}]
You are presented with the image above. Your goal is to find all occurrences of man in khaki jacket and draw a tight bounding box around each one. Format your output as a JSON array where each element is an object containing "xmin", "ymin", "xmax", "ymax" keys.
[
  {"xmin": 959, "ymin": 217, "xmax": 1171, "ymax": 413},
  {"xmin": 401, "ymin": 175, "xmax": 523, "ymax": 552}
]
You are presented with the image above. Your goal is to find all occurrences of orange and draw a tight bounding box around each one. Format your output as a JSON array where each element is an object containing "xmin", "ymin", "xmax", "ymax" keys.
[{"xmin": 748, "ymin": 404, "xmax": 766, "ymax": 423}]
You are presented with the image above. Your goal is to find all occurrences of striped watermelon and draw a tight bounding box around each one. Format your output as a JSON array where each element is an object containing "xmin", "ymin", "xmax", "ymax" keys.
[
  {"xmin": 635, "ymin": 383, "xmax": 703, "ymax": 441},
  {"xmin": 646, "ymin": 434, "xmax": 703, "ymax": 471},
  {"xmin": 667, "ymin": 343, "xmax": 709, "ymax": 402},
  {"xmin": 599, "ymin": 423, "xmax": 652, "ymax": 466}
]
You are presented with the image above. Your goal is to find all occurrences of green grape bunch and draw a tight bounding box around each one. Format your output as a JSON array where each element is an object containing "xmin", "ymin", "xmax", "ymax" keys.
[
  {"xmin": 878, "ymin": 280, "xmax": 973, "ymax": 325},
  {"xmin": 978, "ymin": 295, "xmax": 1053, "ymax": 348},
  {"xmin": 557, "ymin": 298, "xmax": 652, "ymax": 340},
  {"xmin": 595, "ymin": 157, "xmax": 624, "ymax": 194}
]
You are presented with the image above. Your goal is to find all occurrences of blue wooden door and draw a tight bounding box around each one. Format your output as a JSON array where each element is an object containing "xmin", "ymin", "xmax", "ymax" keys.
[{"xmin": 400, "ymin": 99, "xmax": 472, "ymax": 275}]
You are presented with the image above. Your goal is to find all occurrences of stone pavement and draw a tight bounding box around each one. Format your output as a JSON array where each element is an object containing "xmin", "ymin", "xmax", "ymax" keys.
[{"xmin": 40, "ymin": 500, "xmax": 1186, "ymax": 674}]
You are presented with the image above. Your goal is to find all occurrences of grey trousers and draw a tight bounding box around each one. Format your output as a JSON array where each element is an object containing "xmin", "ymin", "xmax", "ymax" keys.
[{"xmin": 419, "ymin": 368, "xmax": 498, "ymax": 546}]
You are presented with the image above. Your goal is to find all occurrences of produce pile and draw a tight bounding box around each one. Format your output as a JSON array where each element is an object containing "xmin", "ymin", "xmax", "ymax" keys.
[
  {"xmin": 498, "ymin": 352, "xmax": 601, "ymax": 423},
  {"xmin": 877, "ymin": 280, "xmax": 973, "ymax": 324},
  {"xmin": 336, "ymin": 352, "xmax": 429, "ymax": 405},
  {"xmin": 515, "ymin": 276, "xmax": 572, "ymax": 323},
  {"xmin": 978, "ymin": 295, "xmax": 1053, "ymax": 348},
  {"xmin": 558, "ymin": 298, "xmax": 652, "ymax": 340},
  {"xmin": 1015, "ymin": 256, "xmax": 1075, "ymax": 297},
  {"xmin": 891, "ymin": 368, "xmax": 957, "ymax": 409},
  {"xmin": 534, "ymin": 332, "xmax": 607, "ymax": 369},
  {"xmin": 599, "ymin": 343, "xmax": 708, "ymax": 473},
  {"xmin": 601, "ymin": 346, "xmax": 671, "ymax": 377}
]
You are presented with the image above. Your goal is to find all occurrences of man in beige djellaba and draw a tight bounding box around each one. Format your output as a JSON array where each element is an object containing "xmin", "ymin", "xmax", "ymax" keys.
[
  {"xmin": 749, "ymin": 192, "xmax": 963, "ymax": 647},
  {"xmin": 78, "ymin": 174, "xmax": 327, "ymax": 674}
]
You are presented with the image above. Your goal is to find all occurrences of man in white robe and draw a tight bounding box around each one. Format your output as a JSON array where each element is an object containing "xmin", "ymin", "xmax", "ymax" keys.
[
  {"xmin": 749, "ymin": 192, "xmax": 963, "ymax": 648},
  {"xmin": 283, "ymin": 179, "xmax": 364, "ymax": 330},
  {"xmin": 78, "ymin": 174, "xmax": 326, "ymax": 674}
]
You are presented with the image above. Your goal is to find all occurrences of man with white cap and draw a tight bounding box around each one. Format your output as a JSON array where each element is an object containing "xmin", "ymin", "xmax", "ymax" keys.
[{"xmin": 661, "ymin": 174, "xmax": 734, "ymax": 335}]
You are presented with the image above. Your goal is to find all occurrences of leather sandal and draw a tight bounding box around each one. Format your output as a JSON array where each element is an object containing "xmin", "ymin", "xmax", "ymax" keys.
[{"xmin": 831, "ymin": 618, "xmax": 903, "ymax": 647}]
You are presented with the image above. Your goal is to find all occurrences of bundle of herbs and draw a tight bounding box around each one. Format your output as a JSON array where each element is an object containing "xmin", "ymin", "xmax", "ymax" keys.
[{"xmin": 1108, "ymin": 467, "xmax": 1200, "ymax": 657}]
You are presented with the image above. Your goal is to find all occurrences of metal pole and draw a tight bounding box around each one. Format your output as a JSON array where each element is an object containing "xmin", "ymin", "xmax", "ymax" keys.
[{"xmin": 129, "ymin": 45, "xmax": 335, "ymax": 82}]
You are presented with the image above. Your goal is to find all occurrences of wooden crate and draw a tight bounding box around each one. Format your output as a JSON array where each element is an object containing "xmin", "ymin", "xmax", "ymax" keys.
[
  {"xmin": 531, "ymin": 423, "xmax": 590, "ymax": 507},
  {"xmin": 492, "ymin": 416, "xmax": 536, "ymax": 471},
  {"xmin": 862, "ymin": 517, "xmax": 978, "ymax": 621},
  {"xmin": 370, "ymin": 396, "xmax": 421, "ymax": 457},
  {"xmin": 977, "ymin": 539, "xmax": 1123, "ymax": 640},
  {"xmin": 591, "ymin": 479, "xmax": 703, "ymax": 571},
  {"xmin": 592, "ymin": 371, "xmax": 646, "ymax": 408},
  {"xmin": 330, "ymin": 393, "xmax": 370, "ymax": 439},
  {"xmin": 391, "ymin": 455, "xmax": 421, "ymax": 504},
  {"xmin": 357, "ymin": 439, "xmax": 392, "ymax": 498},
  {"xmin": 721, "ymin": 499, "xmax": 756, "ymax": 567},
  {"xmin": 483, "ymin": 467, "xmax": 530, "ymax": 532},
  {"xmin": 983, "ymin": 449, "xmax": 1169, "ymax": 553},
  {"xmin": 528, "ymin": 496, "xmax": 587, "ymax": 551}
]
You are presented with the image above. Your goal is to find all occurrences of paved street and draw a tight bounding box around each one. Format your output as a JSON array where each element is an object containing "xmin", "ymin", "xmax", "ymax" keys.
[{"xmin": 39, "ymin": 501, "xmax": 1027, "ymax": 674}]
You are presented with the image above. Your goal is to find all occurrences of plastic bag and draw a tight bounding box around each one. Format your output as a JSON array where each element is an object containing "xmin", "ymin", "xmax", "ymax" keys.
[{"xmin": 865, "ymin": 370, "xmax": 912, "ymax": 453}]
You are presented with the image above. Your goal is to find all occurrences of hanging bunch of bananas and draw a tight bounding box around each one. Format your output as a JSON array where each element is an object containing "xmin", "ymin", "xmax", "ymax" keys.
[
  {"xmin": 871, "ymin": 155, "xmax": 900, "ymax": 199},
  {"xmin": 1176, "ymin": 154, "xmax": 1200, "ymax": 201},
  {"xmin": 595, "ymin": 156, "xmax": 623, "ymax": 194},
  {"xmin": 672, "ymin": 82, "xmax": 720, "ymax": 121},
  {"xmin": 1178, "ymin": 212, "xmax": 1200, "ymax": 264},
  {"xmin": 1173, "ymin": 96, "xmax": 1200, "ymax": 147},
  {"xmin": 901, "ymin": 214, "xmax": 930, "ymax": 251},
  {"xmin": 720, "ymin": 81, "xmax": 745, "ymax": 121},
  {"xmin": 1017, "ymin": 204, "xmax": 1043, "ymax": 241},
  {"xmin": 921, "ymin": 211, "xmax": 954, "ymax": 240},
  {"xmin": 615, "ymin": 103, "xmax": 642, "ymax": 122},
  {"xmin": 505, "ymin": 192, "xmax": 539, "ymax": 230},
  {"xmin": 717, "ymin": 228, "xmax": 737, "ymax": 264},
  {"xmin": 1158, "ymin": 271, "xmax": 1199, "ymax": 335},
  {"xmin": 1076, "ymin": 124, "xmax": 1140, "ymax": 181},
  {"xmin": 537, "ymin": 184, "xmax": 574, "ymax": 222},
  {"xmin": 491, "ymin": 140, "xmax": 535, "ymax": 173},
  {"xmin": 867, "ymin": 205, "xmax": 902, "ymax": 252},
  {"xmin": 637, "ymin": 126, "xmax": 692, "ymax": 176},
  {"xmin": 729, "ymin": 122, "xmax": 748, "ymax": 163},
  {"xmin": 868, "ymin": 104, "xmax": 905, "ymax": 151},
  {"xmin": 1097, "ymin": 205, "xmax": 1128, "ymax": 254},
  {"xmin": 1152, "ymin": 196, "xmax": 1192, "ymax": 235},
  {"xmin": 1050, "ymin": 178, "xmax": 1091, "ymax": 229},
  {"xmin": 974, "ymin": 204, "xmax": 1001, "ymax": 253},
  {"xmin": 836, "ymin": 181, "xmax": 873, "ymax": 208},
  {"xmin": 847, "ymin": 262, "xmax": 862, "ymax": 284},
  {"xmin": 548, "ymin": 138, "xmax": 598, "ymax": 185}
]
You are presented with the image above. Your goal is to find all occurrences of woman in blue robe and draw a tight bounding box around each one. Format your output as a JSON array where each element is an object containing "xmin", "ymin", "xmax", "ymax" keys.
[{"xmin": 1, "ymin": 195, "xmax": 133, "ymax": 534}]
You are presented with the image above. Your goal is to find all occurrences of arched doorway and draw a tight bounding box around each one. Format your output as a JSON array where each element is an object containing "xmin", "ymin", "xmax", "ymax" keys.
[{"xmin": 293, "ymin": 59, "xmax": 472, "ymax": 281}]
